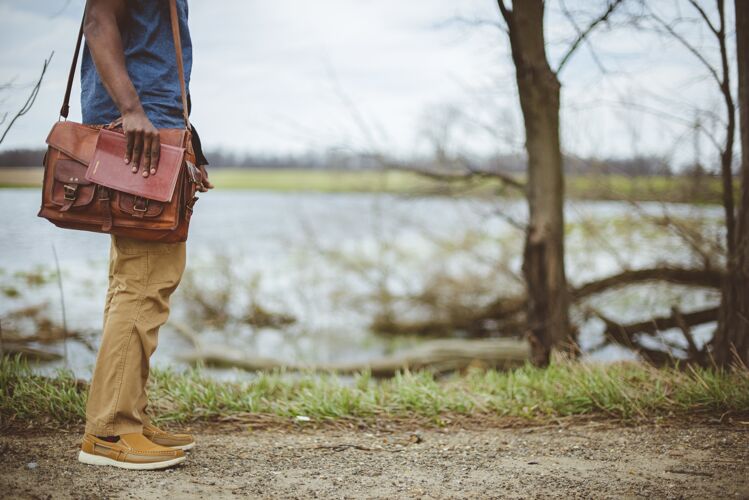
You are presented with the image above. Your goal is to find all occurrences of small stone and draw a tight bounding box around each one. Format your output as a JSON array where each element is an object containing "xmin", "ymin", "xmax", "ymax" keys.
[{"xmin": 26, "ymin": 462, "xmax": 38, "ymax": 470}]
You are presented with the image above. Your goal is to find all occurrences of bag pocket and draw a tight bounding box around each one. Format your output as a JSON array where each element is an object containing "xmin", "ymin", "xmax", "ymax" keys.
[
  {"xmin": 117, "ymin": 193, "xmax": 166, "ymax": 218},
  {"xmin": 50, "ymin": 156, "xmax": 96, "ymax": 210}
]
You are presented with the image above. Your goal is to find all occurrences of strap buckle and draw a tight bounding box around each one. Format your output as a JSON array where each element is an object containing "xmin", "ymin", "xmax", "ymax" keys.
[
  {"xmin": 133, "ymin": 197, "xmax": 149, "ymax": 212},
  {"xmin": 63, "ymin": 184, "xmax": 78, "ymax": 201}
]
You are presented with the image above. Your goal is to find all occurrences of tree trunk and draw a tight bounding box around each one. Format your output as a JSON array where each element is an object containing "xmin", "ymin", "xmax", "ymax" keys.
[
  {"xmin": 714, "ymin": 1, "xmax": 749, "ymax": 367},
  {"xmin": 503, "ymin": 1, "xmax": 572, "ymax": 364}
]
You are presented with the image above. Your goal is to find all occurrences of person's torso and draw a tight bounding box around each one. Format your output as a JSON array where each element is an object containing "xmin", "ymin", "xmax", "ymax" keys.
[{"xmin": 81, "ymin": 0, "xmax": 192, "ymax": 128}]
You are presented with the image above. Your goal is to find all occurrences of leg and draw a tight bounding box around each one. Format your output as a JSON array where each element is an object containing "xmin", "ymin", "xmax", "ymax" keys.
[
  {"xmin": 102, "ymin": 238, "xmax": 116, "ymax": 329},
  {"xmin": 85, "ymin": 235, "xmax": 186, "ymax": 436}
]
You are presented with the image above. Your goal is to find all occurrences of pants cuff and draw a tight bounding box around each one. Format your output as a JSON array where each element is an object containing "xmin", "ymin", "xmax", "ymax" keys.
[{"xmin": 84, "ymin": 421, "xmax": 143, "ymax": 437}]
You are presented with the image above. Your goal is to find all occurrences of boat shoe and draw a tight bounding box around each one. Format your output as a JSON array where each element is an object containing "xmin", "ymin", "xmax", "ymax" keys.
[
  {"xmin": 78, "ymin": 433, "xmax": 186, "ymax": 470},
  {"xmin": 143, "ymin": 422, "xmax": 196, "ymax": 451}
]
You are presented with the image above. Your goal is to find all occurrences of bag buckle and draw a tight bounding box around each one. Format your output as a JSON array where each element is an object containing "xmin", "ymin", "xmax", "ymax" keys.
[
  {"xmin": 63, "ymin": 184, "xmax": 78, "ymax": 201},
  {"xmin": 133, "ymin": 197, "xmax": 149, "ymax": 212}
]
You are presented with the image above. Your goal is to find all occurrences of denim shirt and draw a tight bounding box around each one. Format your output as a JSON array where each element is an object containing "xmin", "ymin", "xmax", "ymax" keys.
[{"xmin": 81, "ymin": 0, "xmax": 192, "ymax": 128}]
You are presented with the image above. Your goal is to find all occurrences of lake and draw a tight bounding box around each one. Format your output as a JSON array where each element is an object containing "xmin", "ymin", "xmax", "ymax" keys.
[{"xmin": 0, "ymin": 188, "xmax": 722, "ymax": 378}]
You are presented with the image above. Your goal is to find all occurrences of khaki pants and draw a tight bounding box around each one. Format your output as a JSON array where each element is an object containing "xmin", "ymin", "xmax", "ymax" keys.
[{"xmin": 85, "ymin": 235, "xmax": 186, "ymax": 436}]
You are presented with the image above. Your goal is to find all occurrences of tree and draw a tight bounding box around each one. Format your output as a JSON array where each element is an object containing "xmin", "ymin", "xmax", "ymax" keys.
[
  {"xmin": 495, "ymin": 0, "xmax": 622, "ymax": 364},
  {"xmin": 714, "ymin": 0, "xmax": 749, "ymax": 366}
]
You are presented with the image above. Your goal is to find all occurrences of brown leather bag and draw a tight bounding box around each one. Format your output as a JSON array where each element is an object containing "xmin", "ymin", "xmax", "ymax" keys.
[{"xmin": 38, "ymin": 0, "xmax": 201, "ymax": 243}]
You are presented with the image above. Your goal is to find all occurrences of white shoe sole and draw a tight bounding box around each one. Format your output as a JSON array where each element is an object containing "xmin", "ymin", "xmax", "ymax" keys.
[
  {"xmin": 171, "ymin": 441, "xmax": 195, "ymax": 451},
  {"xmin": 78, "ymin": 450, "xmax": 186, "ymax": 470}
]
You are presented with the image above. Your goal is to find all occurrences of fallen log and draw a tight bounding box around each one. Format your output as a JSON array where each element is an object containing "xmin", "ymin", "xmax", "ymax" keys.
[
  {"xmin": 385, "ymin": 267, "xmax": 723, "ymax": 340},
  {"xmin": 572, "ymin": 267, "xmax": 722, "ymax": 300},
  {"xmin": 600, "ymin": 306, "xmax": 719, "ymax": 340},
  {"xmin": 176, "ymin": 337, "xmax": 531, "ymax": 377},
  {"xmin": 0, "ymin": 343, "xmax": 63, "ymax": 362},
  {"xmin": 591, "ymin": 306, "xmax": 719, "ymax": 366}
]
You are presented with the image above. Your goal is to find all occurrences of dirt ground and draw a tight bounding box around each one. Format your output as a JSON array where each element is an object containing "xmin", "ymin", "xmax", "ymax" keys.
[{"xmin": 1, "ymin": 421, "xmax": 748, "ymax": 499}]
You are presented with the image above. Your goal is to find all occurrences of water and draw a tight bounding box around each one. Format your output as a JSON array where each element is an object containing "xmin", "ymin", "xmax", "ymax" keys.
[{"xmin": 0, "ymin": 188, "xmax": 722, "ymax": 378}]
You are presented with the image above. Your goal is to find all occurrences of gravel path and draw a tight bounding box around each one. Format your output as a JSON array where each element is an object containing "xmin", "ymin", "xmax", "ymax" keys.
[{"xmin": 1, "ymin": 421, "xmax": 748, "ymax": 499}]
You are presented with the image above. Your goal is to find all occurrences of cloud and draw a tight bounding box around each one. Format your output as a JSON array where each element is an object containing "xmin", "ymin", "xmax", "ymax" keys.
[{"xmin": 0, "ymin": 0, "xmax": 727, "ymax": 168}]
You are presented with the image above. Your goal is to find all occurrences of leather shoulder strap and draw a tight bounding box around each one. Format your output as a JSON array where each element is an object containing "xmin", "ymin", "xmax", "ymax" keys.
[
  {"xmin": 168, "ymin": 0, "xmax": 190, "ymax": 130},
  {"xmin": 60, "ymin": 0, "xmax": 190, "ymax": 131},
  {"xmin": 59, "ymin": 15, "xmax": 85, "ymax": 119}
]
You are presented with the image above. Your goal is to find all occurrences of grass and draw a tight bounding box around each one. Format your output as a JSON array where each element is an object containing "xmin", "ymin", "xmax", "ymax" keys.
[
  {"xmin": 0, "ymin": 167, "xmax": 728, "ymax": 204},
  {"xmin": 1, "ymin": 356, "xmax": 747, "ymax": 429}
]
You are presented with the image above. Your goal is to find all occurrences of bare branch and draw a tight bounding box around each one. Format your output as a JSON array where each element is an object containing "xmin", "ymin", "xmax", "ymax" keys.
[
  {"xmin": 573, "ymin": 267, "xmax": 722, "ymax": 300},
  {"xmin": 590, "ymin": 305, "xmax": 719, "ymax": 365},
  {"xmin": 0, "ymin": 52, "xmax": 53, "ymax": 145},
  {"xmin": 556, "ymin": 0, "xmax": 624, "ymax": 74},
  {"xmin": 646, "ymin": 7, "xmax": 722, "ymax": 88},
  {"xmin": 672, "ymin": 306, "xmax": 701, "ymax": 359},
  {"xmin": 687, "ymin": 0, "xmax": 720, "ymax": 36},
  {"xmin": 436, "ymin": 16, "xmax": 506, "ymax": 34},
  {"xmin": 496, "ymin": 0, "xmax": 512, "ymax": 25}
]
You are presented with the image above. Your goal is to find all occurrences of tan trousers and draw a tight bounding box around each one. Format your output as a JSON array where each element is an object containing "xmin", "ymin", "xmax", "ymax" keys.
[{"xmin": 85, "ymin": 235, "xmax": 186, "ymax": 436}]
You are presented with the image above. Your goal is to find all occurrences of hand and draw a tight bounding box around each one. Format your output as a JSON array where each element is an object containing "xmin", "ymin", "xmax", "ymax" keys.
[
  {"xmin": 122, "ymin": 109, "xmax": 160, "ymax": 178},
  {"xmin": 197, "ymin": 164, "xmax": 214, "ymax": 192}
]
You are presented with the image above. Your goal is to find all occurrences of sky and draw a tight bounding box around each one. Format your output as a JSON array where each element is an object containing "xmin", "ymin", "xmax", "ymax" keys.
[{"xmin": 0, "ymin": 0, "xmax": 734, "ymax": 168}]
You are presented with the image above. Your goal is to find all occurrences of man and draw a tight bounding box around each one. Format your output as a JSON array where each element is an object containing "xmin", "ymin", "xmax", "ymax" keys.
[{"xmin": 76, "ymin": 0, "xmax": 212, "ymax": 470}]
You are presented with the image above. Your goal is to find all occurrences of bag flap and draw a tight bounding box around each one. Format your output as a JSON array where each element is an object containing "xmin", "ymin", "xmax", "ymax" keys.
[
  {"xmin": 46, "ymin": 121, "xmax": 190, "ymax": 166},
  {"xmin": 85, "ymin": 128, "xmax": 185, "ymax": 203},
  {"xmin": 53, "ymin": 159, "xmax": 93, "ymax": 185},
  {"xmin": 46, "ymin": 122, "xmax": 101, "ymax": 165}
]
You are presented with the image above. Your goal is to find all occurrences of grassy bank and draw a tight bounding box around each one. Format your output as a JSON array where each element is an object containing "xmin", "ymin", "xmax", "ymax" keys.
[
  {"xmin": 1, "ymin": 356, "xmax": 747, "ymax": 429},
  {"xmin": 0, "ymin": 167, "xmax": 727, "ymax": 204}
]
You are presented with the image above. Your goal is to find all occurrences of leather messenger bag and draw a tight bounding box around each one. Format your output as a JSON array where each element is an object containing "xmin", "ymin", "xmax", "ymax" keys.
[{"xmin": 38, "ymin": 0, "xmax": 202, "ymax": 243}]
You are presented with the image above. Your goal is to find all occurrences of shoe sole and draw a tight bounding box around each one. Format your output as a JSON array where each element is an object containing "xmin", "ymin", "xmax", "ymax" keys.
[
  {"xmin": 172, "ymin": 442, "xmax": 195, "ymax": 451},
  {"xmin": 78, "ymin": 450, "xmax": 186, "ymax": 470},
  {"xmin": 147, "ymin": 440, "xmax": 195, "ymax": 451}
]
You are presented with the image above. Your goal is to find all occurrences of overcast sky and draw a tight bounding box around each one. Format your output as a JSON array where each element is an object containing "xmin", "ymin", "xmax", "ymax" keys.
[{"xmin": 0, "ymin": 0, "xmax": 733, "ymax": 168}]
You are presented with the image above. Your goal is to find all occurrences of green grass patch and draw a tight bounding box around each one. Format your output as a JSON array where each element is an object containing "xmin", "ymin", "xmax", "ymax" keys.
[
  {"xmin": 208, "ymin": 170, "xmax": 728, "ymax": 204},
  {"xmin": 2, "ymin": 356, "xmax": 747, "ymax": 428},
  {"xmin": 1, "ymin": 167, "xmax": 730, "ymax": 204}
]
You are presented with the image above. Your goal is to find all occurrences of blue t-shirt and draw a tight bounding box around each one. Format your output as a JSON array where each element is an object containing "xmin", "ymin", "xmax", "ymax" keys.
[{"xmin": 81, "ymin": 0, "xmax": 192, "ymax": 128}]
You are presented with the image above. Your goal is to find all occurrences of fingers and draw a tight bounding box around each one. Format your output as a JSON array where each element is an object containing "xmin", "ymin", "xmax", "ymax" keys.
[
  {"xmin": 150, "ymin": 134, "xmax": 160, "ymax": 176},
  {"xmin": 198, "ymin": 165, "xmax": 214, "ymax": 191},
  {"xmin": 132, "ymin": 132, "xmax": 144, "ymax": 175},
  {"xmin": 126, "ymin": 130, "xmax": 136, "ymax": 173},
  {"xmin": 142, "ymin": 132, "xmax": 152, "ymax": 177},
  {"xmin": 141, "ymin": 130, "xmax": 159, "ymax": 177}
]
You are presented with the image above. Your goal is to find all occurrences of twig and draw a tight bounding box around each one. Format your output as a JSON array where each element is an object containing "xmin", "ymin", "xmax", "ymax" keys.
[
  {"xmin": 557, "ymin": 0, "xmax": 624, "ymax": 74},
  {"xmin": 394, "ymin": 163, "xmax": 525, "ymax": 192},
  {"xmin": 0, "ymin": 52, "xmax": 53, "ymax": 145},
  {"xmin": 672, "ymin": 306, "xmax": 701, "ymax": 359},
  {"xmin": 645, "ymin": 7, "xmax": 722, "ymax": 88},
  {"xmin": 665, "ymin": 468, "xmax": 713, "ymax": 477},
  {"xmin": 311, "ymin": 444, "xmax": 405, "ymax": 453},
  {"xmin": 52, "ymin": 244, "xmax": 68, "ymax": 367},
  {"xmin": 496, "ymin": 0, "xmax": 512, "ymax": 25}
]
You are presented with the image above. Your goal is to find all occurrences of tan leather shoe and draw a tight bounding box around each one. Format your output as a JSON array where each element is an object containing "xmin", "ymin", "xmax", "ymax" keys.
[
  {"xmin": 78, "ymin": 433, "xmax": 186, "ymax": 470},
  {"xmin": 143, "ymin": 422, "xmax": 196, "ymax": 451}
]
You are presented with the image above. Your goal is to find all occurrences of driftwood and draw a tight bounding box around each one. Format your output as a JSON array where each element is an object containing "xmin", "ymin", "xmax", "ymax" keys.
[
  {"xmin": 572, "ymin": 267, "xmax": 723, "ymax": 300},
  {"xmin": 170, "ymin": 322, "xmax": 529, "ymax": 376},
  {"xmin": 1, "ymin": 343, "xmax": 62, "ymax": 362},
  {"xmin": 591, "ymin": 306, "xmax": 719, "ymax": 365},
  {"xmin": 374, "ymin": 266, "xmax": 723, "ymax": 340}
]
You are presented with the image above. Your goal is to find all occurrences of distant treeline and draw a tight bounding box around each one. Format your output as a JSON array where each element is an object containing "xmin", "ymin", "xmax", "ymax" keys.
[{"xmin": 0, "ymin": 147, "xmax": 702, "ymax": 177}]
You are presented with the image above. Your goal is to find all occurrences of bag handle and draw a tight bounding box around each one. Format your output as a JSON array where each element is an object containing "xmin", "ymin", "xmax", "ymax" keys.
[{"xmin": 60, "ymin": 0, "xmax": 190, "ymax": 130}]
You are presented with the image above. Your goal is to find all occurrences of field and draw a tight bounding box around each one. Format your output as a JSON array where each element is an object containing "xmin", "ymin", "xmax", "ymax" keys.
[{"xmin": 0, "ymin": 167, "xmax": 728, "ymax": 204}]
